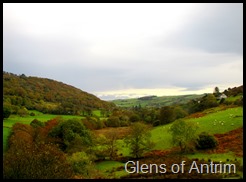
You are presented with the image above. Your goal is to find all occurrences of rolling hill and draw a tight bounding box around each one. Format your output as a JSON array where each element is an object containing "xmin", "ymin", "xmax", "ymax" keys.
[
  {"xmin": 3, "ymin": 71, "xmax": 115, "ymax": 115},
  {"xmin": 111, "ymin": 94, "xmax": 205, "ymax": 108}
]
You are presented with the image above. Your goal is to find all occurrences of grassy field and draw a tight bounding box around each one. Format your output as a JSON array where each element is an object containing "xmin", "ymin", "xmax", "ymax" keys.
[
  {"xmin": 111, "ymin": 94, "xmax": 204, "ymax": 108},
  {"xmin": 150, "ymin": 107, "xmax": 243, "ymax": 151},
  {"xmin": 95, "ymin": 161, "xmax": 127, "ymax": 178}
]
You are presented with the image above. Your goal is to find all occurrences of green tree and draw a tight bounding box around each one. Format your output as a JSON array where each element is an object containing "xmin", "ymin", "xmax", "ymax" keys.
[
  {"xmin": 3, "ymin": 106, "xmax": 11, "ymax": 119},
  {"xmin": 213, "ymin": 86, "xmax": 220, "ymax": 97},
  {"xmin": 169, "ymin": 119, "xmax": 199, "ymax": 153},
  {"xmin": 159, "ymin": 106, "xmax": 176, "ymax": 125},
  {"xmin": 105, "ymin": 116, "xmax": 120, "ymax": 127},
  {"xmin": 124, "ymin": 122, "xmax": 155, "ymax": 158},
  {"xmin": 49, "ymin": 118, "xmax": 92, "ymax": 152},
  {"xmin": 67, "ymin": 151, "xmax": 95, "ymax": 177}
]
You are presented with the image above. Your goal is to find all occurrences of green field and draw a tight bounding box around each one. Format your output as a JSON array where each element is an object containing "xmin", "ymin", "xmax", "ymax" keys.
[
  {"xmin": 150, "ymin": 107, "xmax": 243, "ymax": 151},
  {"xmin": 95, "ymin": 161, "xmax": 127, "ymax": 178},
  {"xmin": 111, "ymin": 94, "xmax": 204, "ymax": 108}
]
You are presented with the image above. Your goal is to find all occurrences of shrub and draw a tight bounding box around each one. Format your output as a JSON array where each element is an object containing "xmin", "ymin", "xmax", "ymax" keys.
[
  {"xmin": 105, "ymin": 116, "xmax": 120, "ymax": 127},
  {"xmin": 3, "ymin": 106, "xmax": 11, "ymax": 119},
  {"xmin": 49, "ymin": 118, "xmax": 92, "ymax": 151},
  {"xmin": 30, "ymin": 112, "xmax": 35, "ymax": 116},
  {"xmin": 30, "ymin": 119, "xmax": 45, "ymax": 128},
  {"xmin": 67, "ymin": 151, "xmax": 95, "ymax": 177},
  {"xmin": 196, "ymin": 132, "xmax": 218, "ymax": 150}
]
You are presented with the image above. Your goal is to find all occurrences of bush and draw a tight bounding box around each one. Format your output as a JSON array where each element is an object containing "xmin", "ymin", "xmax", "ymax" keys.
[
  {"xmin": 196, "ymin": 132, "xmax": 218, "ymax": 150},
  {"xmin": 105, "ymin": 116, "xmax": 120, "ymax": 127},
  {"xmin": 30, "ymin": 112, "xmax": 35, "ymax": 116},
  {"xmin": 67, "ymin": 151, "xmax": 95, "ymax": 177},
  {"xmin": 49, "ymin": 118, "xmax": 92, "ymax": 151},
  {"xmin": 30, "ymin": 119, "xmax": 45, "ymax": 128},
  {"xmin": 3, "ymin": 106, "xmax": 11, "ymax": 119}
]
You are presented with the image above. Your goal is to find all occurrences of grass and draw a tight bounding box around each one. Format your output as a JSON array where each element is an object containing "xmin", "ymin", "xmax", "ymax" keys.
[
  {"xmin": 3, "ymin": 112, "xmax": 84, "ymax": 128},
  {"xmin": 150, "ymin": 107, "xmax": 243, "ymax": 150},
  {"xmin": 95, "ymin": 160, "xmax": 127, "ymax": 178},
  {"xmin": 185, "ymin": 151, "xmax": 243, "ymax": 165},
  {"xmin": 190, "ymin": 107, "xmax": 243, "ymax": 134}
]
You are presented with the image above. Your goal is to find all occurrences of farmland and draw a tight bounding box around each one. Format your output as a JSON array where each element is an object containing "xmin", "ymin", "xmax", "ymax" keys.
[{"xmin": 111, "ymin": 94, "xmax": 204, "ymax": 108}]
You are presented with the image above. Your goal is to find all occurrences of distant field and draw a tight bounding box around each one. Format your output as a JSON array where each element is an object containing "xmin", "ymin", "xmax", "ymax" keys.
[
  {"xmin": 111, "ymin": 94, "xmax": 204, "ymax": 108},
  {"xmin": 3, "ymin": 112, "xmax": 84, "ymax": 128}
]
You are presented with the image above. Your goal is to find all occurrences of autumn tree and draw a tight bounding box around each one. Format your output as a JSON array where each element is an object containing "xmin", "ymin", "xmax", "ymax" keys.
[
  {"xmin": 3, "ymin": 122, "xmax": 73, "ymax": 179},
  {"xmin": 124, "ymin": 122, "xmax": 155, "ymax": 158}
]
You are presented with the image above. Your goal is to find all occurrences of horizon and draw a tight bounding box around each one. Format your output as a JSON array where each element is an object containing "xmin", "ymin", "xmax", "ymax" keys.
[{"xmin": 3, "ymin": 70, "xmax": 241, "ymax": 101}]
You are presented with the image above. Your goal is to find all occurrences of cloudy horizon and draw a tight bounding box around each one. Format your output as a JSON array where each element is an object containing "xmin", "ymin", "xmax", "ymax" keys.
[{"xmin": 3, "ymin": 3, "xmax": 243, "ymax": 100}]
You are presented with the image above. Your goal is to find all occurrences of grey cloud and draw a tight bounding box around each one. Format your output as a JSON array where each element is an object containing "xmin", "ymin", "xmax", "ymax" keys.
[{"xmin": 161, "ymin": 3, "xmax": 243, "ymax": 55}]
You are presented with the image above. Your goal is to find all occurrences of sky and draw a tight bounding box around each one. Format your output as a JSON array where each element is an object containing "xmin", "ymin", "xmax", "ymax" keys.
[{"xmin": 3, "ymin": 3, "xmax": 243, "ymax": 100}]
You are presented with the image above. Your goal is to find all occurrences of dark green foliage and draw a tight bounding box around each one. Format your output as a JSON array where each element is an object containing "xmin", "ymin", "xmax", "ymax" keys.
[
  {"xmin": 30, "ymin": 112, "xmax": 35, "ymax": 116},
  {"xmin": 196, "ymin": 132, "xmax": 218, "ymax": 150},
  {"xmin": 188, "ymin": 94, "xmax": 219, "ymax": 114},
  {"xmin": 49, "ymin": 118, "xmax": 92, "ymax": 152},
  {"xmin": 129, "ymin": 114, "xmax": 141, "ymax": 122},
  {"xmin": 3, "ymin": 106, "xmax": 11, "ymax": 119},
  {"xmin": 30, "ymin": 119, "xmax": 45, "ymax": 128},
  {"xmin": 159, "ymin": 106, "xmax": 176, "ymax": 125},
  {"xmin": 105, "ymin": 116, "xmax": 121, "ymax": 127}
]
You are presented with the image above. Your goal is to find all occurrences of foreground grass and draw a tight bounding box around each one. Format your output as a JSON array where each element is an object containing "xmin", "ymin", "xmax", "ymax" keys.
[{"xmin": 95, "ymin": 161, "xmax": 127, "ymax": 178}]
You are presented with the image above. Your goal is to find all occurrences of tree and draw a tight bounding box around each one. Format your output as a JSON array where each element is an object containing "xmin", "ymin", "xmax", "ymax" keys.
[
  {"xmin": 159, "ymin": 106, "xmax": 176, "ymax": 125},
  {"xmin": 169, "ymin": 119, "xmax": 199, "ymax": 153},
  {"xmin": 213, "ymin": 86, "xmax": 220, "ymax": 97},
  {"xmin": 49, "ymin": 118, "xmax": 92, "ymax": 152},
  {"xmin": 124, "ymin": 122, "xmax": 155, "ymax": 158},
  {"xmin": 67, "ymin": 151, "xmax": 95, "ymax": 177},
  {"xmin": 3, "ymin": 106, "xmax": 11, "ymax": 119},
  {"xmin": 3, "ymin": 123, "xmax": 73, "ymax": 179}
]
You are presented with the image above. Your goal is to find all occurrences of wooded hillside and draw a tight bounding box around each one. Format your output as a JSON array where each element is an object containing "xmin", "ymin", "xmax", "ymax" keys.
[{"xmin": 3, "ymin": 71, "xmax": 115, "ymax": 115}]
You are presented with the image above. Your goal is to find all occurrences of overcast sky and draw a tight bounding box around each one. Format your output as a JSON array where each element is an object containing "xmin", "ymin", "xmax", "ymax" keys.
[{"xmin": 3, "ymin": 3, "xmax": 243, "ymax": 100}]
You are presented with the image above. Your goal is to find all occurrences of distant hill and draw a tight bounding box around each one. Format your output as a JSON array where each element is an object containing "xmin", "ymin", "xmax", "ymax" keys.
[
  {"xmin": 111, "ymin": 94, "xmax": 205, "ymax": 108},
  {"xmin": 3, "ymin": 71, "xmax": 115, "ymax": 115}
]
